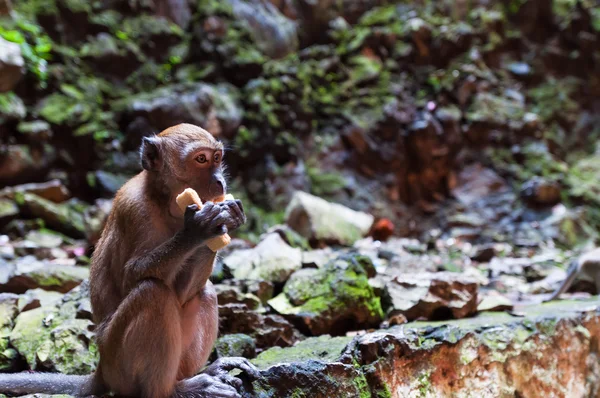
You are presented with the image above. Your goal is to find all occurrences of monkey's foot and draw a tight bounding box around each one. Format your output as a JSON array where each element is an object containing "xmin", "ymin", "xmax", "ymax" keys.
[
  {"xmin": 176, "ymin": 358, "xmax": 260, "ymax": 398},
  {"xmin": 204, "ymin": 357, "xmax": 261, "ymax": 384}
]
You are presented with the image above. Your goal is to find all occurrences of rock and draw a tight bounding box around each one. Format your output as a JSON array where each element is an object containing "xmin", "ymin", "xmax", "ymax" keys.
[
  {"xmin": 381, "ymin": 272, "xmax": 479, "ymax": 321},
  {"xmin": 370, "ymin": 218, "xmax": 394, "ymax": 242},
  {"xmin": 520, "ymin": 177, "xmax": 561, "ymax": 207},
  {"xmin": 268, "ymin": 254, "xmax": 383, "ymax": 336},
  {"xmin": 212, "ymin": 333, "xmax": 256, "ymax": 360},
  {"xmin": 18, "ymin": 289, "xmax": 63, "ymax": 312},
  {"xmin": 0, "ymin": 199, "xmax": 18, "ymax": 226},
  {"xmin": 0, "ymin": 92, "xmax": 25, "ymax": 125},
  {"xmin": 114, "ymin": 82, "xmax": 242, "ymax": 139},
  {"xmin": 477, "ymin": 291, "xmax": 514, "ymax": 312},
  {"xmin": 0, "ymin": 293, "xmax": 20, "ymax": 371},
  {"xmin": 301, "ymin": 248, "xmax": 337, "ymax": 269},
  {"xmin": 153, "ymin": 0, "xmax": 192, "ymax": 28},
  {"xmin": 227, "ymin": 0, "xmax": 298, "ymax": 59},
  {"xmin": 223, "ymin": 233, "xmax": 301, "ymax": 284},
  {"xmin": 452, "ymin": 164, "xmax": 509, "ymax": 206},
  {"xmin": 264, "ymin": 224, "xmax": 310, "ymax": 250},
  {"xmin": 0, "ymin": 37, "xmax": 24, "ymax": 93},
  {"xmin": 469, "ymin": 243, "xmax": 497, "ymax": 262},
  {"xmin": 0, "ymin": 180, "xmax": 71, "ymax": 204},
  {"xmin": 0, "ymin": 145, "xmax": 55, "ymax": 187},
  {"xmin": 9, "ymin": 282, "xmax": 97, "ymax": 374},
  {"xmin": 24, "ymin": 230, "xmax": 64, "ymax": 249},
  {"xmin": 82, "ymin": 199, "xmax": 113, "ymax": 245},
  {"xmin": 218, "ymin": 303, "xmax": 302, "ymax": 350},
  {"xmin": 243, "ymin": 280, "xmax": 274, "ymax": 304},
  {"xmin": 17, "ymin": 194, "xmax": 87, "ymax": 239},
  {"xmin": 285, "ymin": 191, "xmax": 374, "ymax": 246},
  {"xmin": 567, "ymin": 155, "xmax": 600, "ymax": 207},
  {"xmin": 0, "ymin": 255, "xmax": 89, "ymax": 294},
  {"xmin": 248, "ymin": 334, "xmax": 365, "ymax": 397},
  {"xmin": 215, "ymin": 284, "xmax": 261, "ymax": 310},
  {"xmin": 94, "ymin": 170, "xmax": 130, "ymax": 195},
  {"xmin": 242, "ymin": 298, "xmax": 600, "ymax": 397}
]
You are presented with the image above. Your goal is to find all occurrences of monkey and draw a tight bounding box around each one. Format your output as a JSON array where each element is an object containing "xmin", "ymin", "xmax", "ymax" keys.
[
  {"xmin": 0, "ymin": 123, "xmax": 260, "ymax": 397},
  {"xmin": 545, "ymin": 247, "xmax": 600, "ymax": 302}
]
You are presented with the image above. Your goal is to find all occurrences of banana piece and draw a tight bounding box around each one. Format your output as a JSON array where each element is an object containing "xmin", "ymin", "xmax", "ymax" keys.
[{"xmin": 176, "ymin": 188, "xmax": 234, "ymax": 251}]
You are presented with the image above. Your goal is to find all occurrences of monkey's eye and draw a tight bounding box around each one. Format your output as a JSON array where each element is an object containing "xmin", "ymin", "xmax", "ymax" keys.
[
  {"xmin": 214, "ymin": 152, "xmax": 221, "ymax": 163},
  {"xmin": 196, "ymin": 154, "xmax": 207, "ymax": 164}
]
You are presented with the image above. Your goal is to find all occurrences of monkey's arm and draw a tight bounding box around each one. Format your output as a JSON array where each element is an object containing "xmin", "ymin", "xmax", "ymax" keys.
[{"xmin": 123, "ymin": 230, "xmax": 199, "ymax": 288}]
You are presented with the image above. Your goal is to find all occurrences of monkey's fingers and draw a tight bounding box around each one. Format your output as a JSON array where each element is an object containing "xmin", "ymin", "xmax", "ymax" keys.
[
  {"xmin": 218, "ymin": 373, "xmax": 243, "ymax": 389},
  {"xmin": 224, "ymin": 200, "xmax": 245, "ymax": 224},
  {"xmin": 185, "ymin": 204, "xmax": 200, "ymax": 217},
  {"xmin": 208, "ymin": 358, "xmax": 261, "ymax": 380}
]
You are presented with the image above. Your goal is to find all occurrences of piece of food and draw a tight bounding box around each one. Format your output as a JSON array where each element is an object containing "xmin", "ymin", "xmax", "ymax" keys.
[{"xmin": 176, "ymin": 188, "xmax": 233, "ymax": 251}]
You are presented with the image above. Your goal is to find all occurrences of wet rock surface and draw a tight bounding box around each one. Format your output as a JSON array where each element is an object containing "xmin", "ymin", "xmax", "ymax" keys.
[{"xmin": 242, "ymin": 298, "xmax": 600, "ymax": 397}]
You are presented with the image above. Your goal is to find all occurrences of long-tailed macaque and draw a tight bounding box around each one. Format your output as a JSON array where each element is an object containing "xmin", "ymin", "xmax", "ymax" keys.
[
  {"xmin": 0, "ymin": 123, "xmax": 259, "ymax": 397},
  {"xmin": 545, "ymin": 247, "xmax": 600, "ymax": 302}
]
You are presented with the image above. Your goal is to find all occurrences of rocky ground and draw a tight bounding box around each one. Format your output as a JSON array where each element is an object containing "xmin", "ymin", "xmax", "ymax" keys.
[{"xmin": 1, "ymin": 0, "xmax": 600, "ymax": 397}]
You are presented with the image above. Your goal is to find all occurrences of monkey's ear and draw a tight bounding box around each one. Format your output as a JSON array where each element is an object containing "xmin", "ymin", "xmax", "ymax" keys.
[{"xmin": 140, "ymin": 136, "xmax": 162, "ymax": 171}]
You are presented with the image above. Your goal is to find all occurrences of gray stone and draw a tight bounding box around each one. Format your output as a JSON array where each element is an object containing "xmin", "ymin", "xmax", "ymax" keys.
[{"xmin": 285, "ymin": 191, "xmax": 374, "ymax": 246}]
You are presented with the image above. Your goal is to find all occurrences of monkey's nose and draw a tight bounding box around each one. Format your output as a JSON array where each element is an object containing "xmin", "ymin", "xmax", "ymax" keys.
[{"xmin": 209, "ymin": 179, "xmax": 225, "ymax": 197}]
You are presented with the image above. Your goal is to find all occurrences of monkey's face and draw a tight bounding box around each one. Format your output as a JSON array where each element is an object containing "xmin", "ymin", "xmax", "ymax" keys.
[
  {"xmin": 184, "ymin": 146, "xmax": 227, "ymax": 202},
  {"xmin": 140, "ymin": 124, "xmax": 227, "ymax": 203}
]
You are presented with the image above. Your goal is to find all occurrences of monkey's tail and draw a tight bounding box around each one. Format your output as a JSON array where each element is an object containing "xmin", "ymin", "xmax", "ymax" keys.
[
  {"xmin": 546, "ymin": 259, "xmax": 579, "ymax": 302},
  {"xmin": 0, "ymin": 372, "xmax": 101, "ymax": 397}
]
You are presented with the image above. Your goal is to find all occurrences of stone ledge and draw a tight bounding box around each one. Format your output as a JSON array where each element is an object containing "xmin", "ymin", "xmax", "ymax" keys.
[{"xmin": 242, "ymin": 298, "xmax": 600, "ymax": 398}]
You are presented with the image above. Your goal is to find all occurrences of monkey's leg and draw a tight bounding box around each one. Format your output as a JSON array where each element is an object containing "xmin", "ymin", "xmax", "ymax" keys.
[
  {"xmin": 177, "ymin": 282, "xmax": 219, "ymax": 379},
  {"xmin": 174, "ymin": 283, "xmax": 260, "ymax": 398},
  {"xmin": 96, "ymin": 280, "xmax": 184, "ymax": 398}
]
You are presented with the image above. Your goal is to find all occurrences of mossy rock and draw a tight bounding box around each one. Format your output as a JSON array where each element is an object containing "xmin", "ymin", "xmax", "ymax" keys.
[
  {"xmin": 213, "ymin": 333, "xmax": 256, "ymax": 359},
  {"xmin": 0, "ymin": 294, "xmax": 20, "ymax": 371},
  {"xmin": 252, "ymin": 335, "xmax": 352, "ymax": 369},
  {"xmin": 17, "ymin": 194, "xmax": 87, "ymax": 239},
  {"xmin": 268, "ymin": 254, "xmax": 383, "ymax": 336},
  {"xmin": 9, "ymin": 284, "xmax": 98, "ymax": 374}
]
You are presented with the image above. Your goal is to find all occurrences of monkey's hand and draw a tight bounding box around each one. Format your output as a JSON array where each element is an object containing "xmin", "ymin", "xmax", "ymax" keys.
[
  {"xmin": 204, "ymin": 357, "xmax": 260, "ymax": 387},
  {"xmin": 216, "ymin": 199, "xmax": 246, "ymax": 232},
  {"xmin": 183, "ymin": 203, "xmax": 228, "ymax": 244},
  {"xmin": 178, "ymin": 357, "xmax": 260, "ymax": 398}
]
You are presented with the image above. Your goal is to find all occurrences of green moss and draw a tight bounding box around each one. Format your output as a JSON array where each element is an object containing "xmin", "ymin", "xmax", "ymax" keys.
[
  {"xmin": 269, "ymin": 255, "xmax": 383, "ymax": 333},
  {"xmin": 567, "ymin": 156, "xmax": 600, "ymax": 206},
  {"xmin": 0, "ymin": 14, "xmax": 53, "ymax": 87},
  {"xmin": 417, "ymin": 370, "xmax": 432, "ymax": 397},
  {"xmin": 528, "ymin": 77, "xmax": 580, "ymax": 123},
  {"xmin": 252, "ymin": 335, "xmax": 352, "ymax": 369},
  {"xmin": 0, "ymin": 92, "xmax": 26, "ymax": 123},
  {"xmin": 353, "ymin": 371, "xmax": 371, "ymax": 398}
]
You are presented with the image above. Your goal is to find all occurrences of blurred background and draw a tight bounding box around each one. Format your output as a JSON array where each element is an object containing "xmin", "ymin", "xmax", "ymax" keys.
[{"xmin": 1, "ymin": 0, "xmax": 600, "ymax": 394}]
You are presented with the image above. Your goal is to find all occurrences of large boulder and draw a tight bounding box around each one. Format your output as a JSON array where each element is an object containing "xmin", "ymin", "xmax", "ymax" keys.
[
  {"xmin": 268, "ymin": 254, "xmax": 383, "ymax": 336},
  {"xmin": 0, "ymin": 255, "xmax": 89, "ymax": 294},
  {"xmin": 380, "ymin": 271, "xmax": 479, "ymax": 321},
  {"xmin": 285, "ymin": 191, "xmax": 374, "ymax": 246},
  {"xmin": 227, "ymin": 0, "xmax": 298, "ymax": 59},
  {"xmin": 223, "ymin": 233, "xmax": 302, "ymax": 284},
  {"xmin": 242, "ymin": 298, "xmax": 600, "ymax": 397},
  {"xmin": 8, "ymin": 282, "xmax": 98, "ymax": 374}
]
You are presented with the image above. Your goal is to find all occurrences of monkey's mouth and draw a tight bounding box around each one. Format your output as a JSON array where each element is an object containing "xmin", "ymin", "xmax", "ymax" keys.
[{"xmin": 200, "ymin": 194, "xmax": 227, "ymax": 203}]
